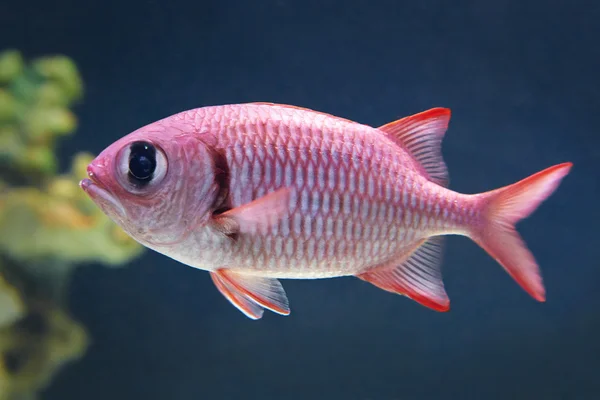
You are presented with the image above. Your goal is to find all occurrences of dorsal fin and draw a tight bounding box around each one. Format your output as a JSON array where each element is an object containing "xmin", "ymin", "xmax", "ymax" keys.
[{"xmin": 378, "ymin": 108, "xmax": 451, "ymax": 187}]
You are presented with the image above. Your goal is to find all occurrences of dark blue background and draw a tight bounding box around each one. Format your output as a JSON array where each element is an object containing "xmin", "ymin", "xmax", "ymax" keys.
[{"xmin": 3, "ymin": 0, "xmax": 599, "ymax": 398}]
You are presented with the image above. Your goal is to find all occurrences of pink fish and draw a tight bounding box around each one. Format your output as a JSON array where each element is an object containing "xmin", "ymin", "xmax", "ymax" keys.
[{"xmin": 80, "ymin": 103, "xmax": 572, "ymax": 319}]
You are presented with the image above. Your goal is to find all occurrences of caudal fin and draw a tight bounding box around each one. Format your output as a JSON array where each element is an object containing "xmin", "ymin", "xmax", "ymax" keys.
[{"xmin": 470, "ymin": 163, "xmax": 572, "ymax": 301}]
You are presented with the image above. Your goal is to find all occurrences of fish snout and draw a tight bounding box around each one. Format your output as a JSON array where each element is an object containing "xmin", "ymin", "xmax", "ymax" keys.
[{"xmin": 79, "ymin": 162, "xmax": 104, "ymax": 192}]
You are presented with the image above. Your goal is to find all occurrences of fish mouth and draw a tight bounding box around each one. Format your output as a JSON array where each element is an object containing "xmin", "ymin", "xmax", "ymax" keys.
[{"xmin": 79, "ymin": 165, "xmax": 127, "ymax": 219}]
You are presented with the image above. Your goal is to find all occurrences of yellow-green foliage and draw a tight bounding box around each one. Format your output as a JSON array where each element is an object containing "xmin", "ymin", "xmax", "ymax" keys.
[
  {"xmin": 0, "ymin": 152, "xmax": 143, "ymax": 267},
  {"xmin": 0, "ymin": 296, "xmax": 88, "ymax": 400},
  {"xmin": 0, "ymin": 50, "xmax": 81, "ymax": 180},
  {"xmin": 0, "ymin": 49, "xmax": 144, "ymax": 400}
]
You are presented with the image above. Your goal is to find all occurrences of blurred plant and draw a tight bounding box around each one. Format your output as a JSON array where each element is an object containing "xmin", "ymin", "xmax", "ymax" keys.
[{"xmin": 0, "ymin": 49, "xmax": 144, "ymax": 400}]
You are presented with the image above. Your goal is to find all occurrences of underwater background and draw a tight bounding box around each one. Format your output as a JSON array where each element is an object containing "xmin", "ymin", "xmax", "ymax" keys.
[{"xmin": 1, "ymin": 0, "xmax": 599, "ymax": 399}]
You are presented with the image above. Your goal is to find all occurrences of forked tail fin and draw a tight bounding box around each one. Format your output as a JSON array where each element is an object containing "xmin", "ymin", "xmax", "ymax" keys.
[{"xmin": 470, "ymin": 163, "xmax": 573, "ymax": 301}]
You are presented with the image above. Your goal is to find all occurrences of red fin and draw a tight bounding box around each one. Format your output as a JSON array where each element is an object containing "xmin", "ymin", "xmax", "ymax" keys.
[
  {"xmin": 211, "ymin": 269, "xmax": 290, "ymax": 318},
  {"xmin": 357, "ymin": 237, "xmax": 449, "ymax": 312},
  {"xmin": 212, "ymin": 188, "xmax": 292, "ymax": 237},
  {"xmin": 471, "ymin": 162, "xmax": 573, "ymax": 301},
  {"xmin": 210, "ymin": 272, "xmax": 264, "ymax": 319},
  {"xmin": 378, "ymin": 108, "xmax": 451, "ymax": 187}
]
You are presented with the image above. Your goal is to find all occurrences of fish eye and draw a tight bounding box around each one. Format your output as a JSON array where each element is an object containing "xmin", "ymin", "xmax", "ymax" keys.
[
  {"xmin": 117, "ymin": 140, "xmax": 167, "ymax": 193},
  {"xmin": 129, "ymin": 142, "xmax": 156, "ymax": 183}
]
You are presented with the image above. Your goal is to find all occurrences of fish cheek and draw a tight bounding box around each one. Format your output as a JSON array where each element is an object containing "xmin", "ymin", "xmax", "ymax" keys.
[{"xmin": 180, "ymin": 182, "xmax": 221, "ymax": 236}]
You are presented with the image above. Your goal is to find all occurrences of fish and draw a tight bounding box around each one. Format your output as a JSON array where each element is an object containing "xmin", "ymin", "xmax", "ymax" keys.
[{"xmin": 79, "ymin": 102, "xmax": 572, "ymax": 319}]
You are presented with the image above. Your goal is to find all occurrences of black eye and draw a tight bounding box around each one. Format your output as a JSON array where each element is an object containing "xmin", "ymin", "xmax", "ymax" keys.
[{"xmin": 128, "ymin": 141, "xmax": 157, "ymax": 185}]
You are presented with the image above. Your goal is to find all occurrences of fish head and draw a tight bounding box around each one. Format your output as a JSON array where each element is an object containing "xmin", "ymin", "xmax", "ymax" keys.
[{"xmin": 80, "ymin": 120, "xmax": 220, "ymax": 247}]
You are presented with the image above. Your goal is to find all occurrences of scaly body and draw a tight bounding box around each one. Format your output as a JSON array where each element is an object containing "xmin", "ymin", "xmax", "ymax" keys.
[
  {"xmin": 80, "ymin": 102, "xmax": 572, "ymax": 319},
  {"xmin": 170, "ymin": 104, "xmax": 469, "ymax": 278}
]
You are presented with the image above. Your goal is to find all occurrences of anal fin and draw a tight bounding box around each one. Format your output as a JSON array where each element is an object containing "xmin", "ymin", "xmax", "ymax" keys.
[
  {"xmin": 357, "ymin": 236, "xmax": 449, "ymax": 312},
  {"xmin": 210, "ymin": 269, "xmax": 290, "ymax": 319}
]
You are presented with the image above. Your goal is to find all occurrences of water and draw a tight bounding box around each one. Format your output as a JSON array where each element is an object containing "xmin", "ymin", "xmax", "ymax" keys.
[{"xmin": 2, "ymin": 0, "xmax": 598, "ymax": 398}]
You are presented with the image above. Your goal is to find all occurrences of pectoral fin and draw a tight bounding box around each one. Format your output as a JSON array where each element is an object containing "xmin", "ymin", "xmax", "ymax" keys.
[
  {"xmin": 212, "ymin": 187, "xmax": 292, "ymax": 238},
  {"xmin": 210, "ymin": 269, "xmax": 290, "ymax": 319}
]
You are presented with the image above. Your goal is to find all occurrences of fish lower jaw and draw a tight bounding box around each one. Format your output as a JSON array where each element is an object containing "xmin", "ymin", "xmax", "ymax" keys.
[{"xmin": 80, "ymin": 178, "xmax": 126, "ymax": 219}]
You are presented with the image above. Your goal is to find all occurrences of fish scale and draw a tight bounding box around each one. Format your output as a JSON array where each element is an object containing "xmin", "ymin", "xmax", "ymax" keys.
[
  {"xmin": 186, "ymin": 104, "xmax": 454, "ymax": 278},
  {"xmin": 81, "ymin": 102, "xmax": 572, "ymax": 319}
]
